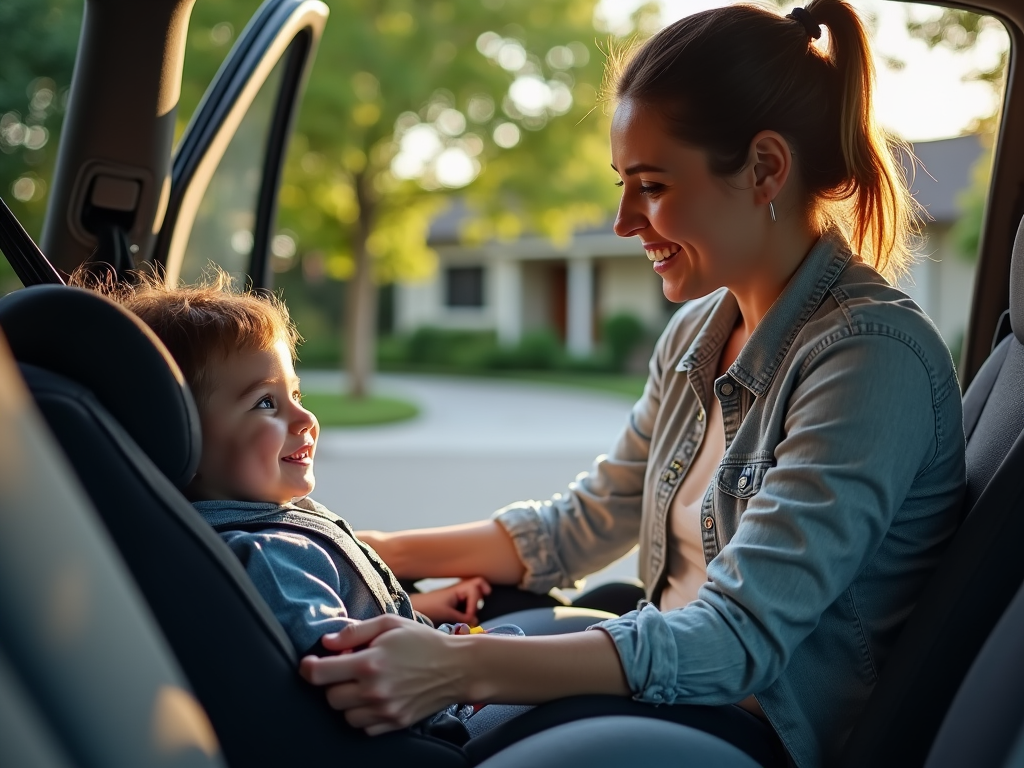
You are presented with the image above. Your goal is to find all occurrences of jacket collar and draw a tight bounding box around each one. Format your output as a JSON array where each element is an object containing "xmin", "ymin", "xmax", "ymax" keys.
[{"xmin": 676, "ymin": 229, "xmax": 853, "ymax": 396}]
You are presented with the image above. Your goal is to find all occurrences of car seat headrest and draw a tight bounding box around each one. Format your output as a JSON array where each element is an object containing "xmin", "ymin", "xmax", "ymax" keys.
[
  {"xmin": 1010, "ymin": 213, "xmax": 1024, "ymax": 343},
  {"xmin": 0, "ymin": 285, "xmax": 201, "ymax": 489}
]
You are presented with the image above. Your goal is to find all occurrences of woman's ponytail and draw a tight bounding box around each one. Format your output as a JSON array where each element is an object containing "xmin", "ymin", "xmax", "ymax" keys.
[{"xmin": 806, "ymin": 0, "xmax": 920, "ymax": 281}]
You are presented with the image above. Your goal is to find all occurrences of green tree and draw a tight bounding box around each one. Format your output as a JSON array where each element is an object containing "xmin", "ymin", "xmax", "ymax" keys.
[
  {"xmin": 0, "ymin": 0, "xmax": 83, "ymax": 288},
  {"xmin": 274, "ymin": 0, "xmax": 623, "ymax": 396}
]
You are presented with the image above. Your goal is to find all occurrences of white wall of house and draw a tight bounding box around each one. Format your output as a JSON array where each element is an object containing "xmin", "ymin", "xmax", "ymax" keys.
[
  {"xmin": 900, "ymin": 225, "xmax": 977, "ymax": 349},
  {"xmin": 599, "ymin": 257, "xmax": 666, "ymax": 329}
]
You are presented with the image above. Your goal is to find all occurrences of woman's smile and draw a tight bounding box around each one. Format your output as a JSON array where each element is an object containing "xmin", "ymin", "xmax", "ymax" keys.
[{"xmin": 644, "ymin": 241, "xmax": 682, "ymax": 272}]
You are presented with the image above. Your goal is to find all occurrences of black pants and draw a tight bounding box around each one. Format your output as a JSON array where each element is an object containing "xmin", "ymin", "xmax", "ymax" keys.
[
  {"xmin": 465, "ymin": 695, "xmax": 788, "ymax": 767},
  {"xmin": 406, "ymin": 581, "xmax": 788, "ymax": 767}
]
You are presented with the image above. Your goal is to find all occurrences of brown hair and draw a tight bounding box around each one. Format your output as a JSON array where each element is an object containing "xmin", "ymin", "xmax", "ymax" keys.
[
  {"xmin": 77, "ymin": 268, "xmax": 300, "ymax": 408},
  {"xmin": 607, "ymin": 0, "xmax": 920, "ymax": 282}
]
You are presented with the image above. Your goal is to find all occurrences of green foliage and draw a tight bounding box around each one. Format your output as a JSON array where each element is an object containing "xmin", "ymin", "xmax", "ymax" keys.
[
  {"xmin": 0, "ymin": 0, "xmax": 83, "ymax": 287},
  {"xmin": 603, "ymin": 312, "xmax": 646, "ymax": 372},
  {"xmin": 485, "ymin": 330, "xmax": 564, "ymax": 370},
  {"xmin": 404, "ymin": 326, "xmax": 492, "ymax": 368},
  {"xmin": 269, "ymin": 0, "xmax": 622, "ymax": 285},
  {"xmin": 380, "ymin": 322, "xmax": 652, "ymax": 375},
  {"xmin": 905, "ymin": 8, "xmax": 1006, "ymax": 136},
  {"xmin": 950, "ymin": 147, "xmax": 992, "ymax": 263}
]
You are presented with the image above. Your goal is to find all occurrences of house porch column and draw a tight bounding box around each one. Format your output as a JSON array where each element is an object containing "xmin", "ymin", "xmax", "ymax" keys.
[
  {"xmin": 567, "ymin": 256, "xmax": 594, "ymax": 356},
  {"xmin": 494, "ymin": 258, "xmax": 523, "ymax": 346}
]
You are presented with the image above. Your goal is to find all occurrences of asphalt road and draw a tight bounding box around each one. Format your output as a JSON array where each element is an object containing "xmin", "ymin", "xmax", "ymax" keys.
[{"xmin": 300, "ymin": 371, "xmax": 641, "ymax": 592}]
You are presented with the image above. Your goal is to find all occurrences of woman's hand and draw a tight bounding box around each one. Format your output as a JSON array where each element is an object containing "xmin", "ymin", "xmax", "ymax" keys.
[
  {"xmin": 410, "ymin": 577, "xmax": 492, "ymax": 624},
  {"xmin": 300, "ymin": 616, "xmax": 466, "ymax": 735}
]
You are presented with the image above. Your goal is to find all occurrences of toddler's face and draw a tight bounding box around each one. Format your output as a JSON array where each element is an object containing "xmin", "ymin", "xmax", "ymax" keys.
[{"xmin": 189, "ymin": 339, "xmax": 318, "ymax": 505}]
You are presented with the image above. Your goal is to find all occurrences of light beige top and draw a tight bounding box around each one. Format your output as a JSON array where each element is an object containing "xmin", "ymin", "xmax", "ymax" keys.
[
  {"xmin": 658, "ymin": 392, "xmax": 765, "ymax": 719},
  {"xmin": 660, "ymin": 393, "xmax": 724, "ymax": 612}
]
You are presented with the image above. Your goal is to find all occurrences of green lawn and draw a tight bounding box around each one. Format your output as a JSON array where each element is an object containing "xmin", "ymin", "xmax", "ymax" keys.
[{"xmin": 301, "ymin": 393, "xmax": 419, "ymax": 428}]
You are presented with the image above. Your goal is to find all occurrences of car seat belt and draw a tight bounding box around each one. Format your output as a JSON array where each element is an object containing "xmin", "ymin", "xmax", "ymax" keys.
[
  {"xmin": 0, "ymin": 194, "xmax": 65, "ymax": 287},
  {"xmin": 87, "ymin": 221, "xmax": 136, "ymax": 281}
]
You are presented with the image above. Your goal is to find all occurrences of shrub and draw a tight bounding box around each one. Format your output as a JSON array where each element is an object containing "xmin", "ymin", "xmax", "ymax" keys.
[
  {"xmin": 485, "ymin": 330, "xmax": 563, "ymax": 370},
  {"xmin": 603, "ymin": 313, "xmax": 647, "ymax": 372}
]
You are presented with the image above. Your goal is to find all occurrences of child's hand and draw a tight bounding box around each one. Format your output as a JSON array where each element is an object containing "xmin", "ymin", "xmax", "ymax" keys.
[{"xmin": 410, "ymin": 577, "xmax": 491, "ymax": 625}]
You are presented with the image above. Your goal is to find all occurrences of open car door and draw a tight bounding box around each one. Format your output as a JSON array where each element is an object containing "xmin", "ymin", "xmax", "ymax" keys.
[{"xmin": 153, "ymin": 0, "xmax": 327, "ymax": 289}]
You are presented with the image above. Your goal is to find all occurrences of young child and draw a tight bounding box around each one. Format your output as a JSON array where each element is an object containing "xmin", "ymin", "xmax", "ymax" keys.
[{"xmin": 109, "ymin": 271, "xmax": 492, "ymax": 658}]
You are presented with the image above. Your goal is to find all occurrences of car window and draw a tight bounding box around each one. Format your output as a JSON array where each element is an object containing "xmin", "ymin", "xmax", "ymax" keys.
[{"xmin": 177, "ymin": 55, "xmax": 285, "ymax": 284}]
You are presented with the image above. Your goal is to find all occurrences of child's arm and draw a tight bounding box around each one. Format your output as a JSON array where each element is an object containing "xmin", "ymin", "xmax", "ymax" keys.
[
  {"xmin": 220, "ymin": 529, "xmax": 358, "ymax": 655},
  {"xmin": 357, "ymin": 521, "xmax": 525, "ymax": 584},
  {"xmin": 409, "ymin": 577, "xmax": 491, "ymax": 624}
]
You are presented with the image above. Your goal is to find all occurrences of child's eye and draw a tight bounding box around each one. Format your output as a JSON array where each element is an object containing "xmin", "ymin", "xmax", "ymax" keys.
[
  {"xmin": 292, "ymin": 391, "xmax": 303, "ymax": 403},
  {"xmin": 254, "ymin": 395, "xmax": 275, "ymax": 410}
]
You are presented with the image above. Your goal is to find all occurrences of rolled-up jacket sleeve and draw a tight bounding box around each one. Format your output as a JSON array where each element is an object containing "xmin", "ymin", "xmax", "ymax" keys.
[
  {"xmin": 220, "ymin": 530, "xmax": 357, "ymax": 655},
  {"xmin": 597, "ymin": 332, "xmax": 948, "ymax": 703},
  {"xmin": 492, "ymin": 314, "xmax": 684, "ymax": 594}
]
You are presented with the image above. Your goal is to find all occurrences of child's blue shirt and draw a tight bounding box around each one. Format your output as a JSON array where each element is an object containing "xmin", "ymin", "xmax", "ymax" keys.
[{"xmin": 193, "ymin": 498, "xmax": 421, "ymax": 655}]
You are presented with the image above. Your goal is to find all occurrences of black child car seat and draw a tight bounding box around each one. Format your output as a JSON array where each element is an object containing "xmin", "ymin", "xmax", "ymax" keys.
[{"xmin": 0, "ymin": 285, "xmax": 469, "ymax": 768}]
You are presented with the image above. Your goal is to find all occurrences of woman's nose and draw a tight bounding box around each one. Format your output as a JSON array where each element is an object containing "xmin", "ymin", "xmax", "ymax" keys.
[{"xmin": 613, "ymin": 193, "xmax": 646, "ymax": 238}]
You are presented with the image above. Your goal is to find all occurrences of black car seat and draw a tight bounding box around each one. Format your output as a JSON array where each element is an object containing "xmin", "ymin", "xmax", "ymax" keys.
[
  {"xmin": 0, "ymin": 286, "xmax": 469, "ymax": 768},
  {"xmin": 0, "ymin": 330, "xmax": 223, "ymax": 768},
  {"xmin": 924, "ymin": 576, "xmax": 1024, "ymax": 768},
  {"xmin": 840, "ymin": 212, "xmax": 1024, "ymax": 767}
]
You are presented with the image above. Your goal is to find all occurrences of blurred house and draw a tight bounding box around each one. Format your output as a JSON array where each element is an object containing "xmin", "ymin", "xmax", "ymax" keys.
[
  {"xmin": 394, "ymin": 134, "xmax": 985, "ymax": 354},
  {"xmin": 901, "ymin": 133, "xmax": 986, "ymax": 349}
]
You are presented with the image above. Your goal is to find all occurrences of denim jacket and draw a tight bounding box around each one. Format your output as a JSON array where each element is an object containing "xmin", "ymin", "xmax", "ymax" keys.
[{"xmin": 494, "ymin": 230, "xmax": 965, "ymax": 768}]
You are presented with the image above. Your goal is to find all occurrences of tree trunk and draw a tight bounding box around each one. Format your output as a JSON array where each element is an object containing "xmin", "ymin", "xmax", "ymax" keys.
[{"xmin": 344, "ymin": 175, "xmax": 376, "ymax": 398}]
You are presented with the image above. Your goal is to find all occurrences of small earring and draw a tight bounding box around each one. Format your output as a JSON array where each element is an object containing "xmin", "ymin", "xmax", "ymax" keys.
[{"xmin": 768, "ymin": 200, "xmax": 777, "ymax": 223}]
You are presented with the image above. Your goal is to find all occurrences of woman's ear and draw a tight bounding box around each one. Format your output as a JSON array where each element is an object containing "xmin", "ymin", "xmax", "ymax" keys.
[{"xmin": 747, "ymin": 130, "xmax": 792, "ymax": 207}]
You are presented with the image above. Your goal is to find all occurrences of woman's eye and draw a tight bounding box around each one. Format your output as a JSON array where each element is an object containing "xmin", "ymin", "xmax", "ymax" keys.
[
  {"xmin": 614, "ymin": 180, "xmax": 624, "ymax": 188},
  {"xmin": 639, "ymin": 182, "xmax": 663, "ymax": 196},
  {"xmin": 255, "ymin": 395, "xmax": 275, "ymax": 410}
]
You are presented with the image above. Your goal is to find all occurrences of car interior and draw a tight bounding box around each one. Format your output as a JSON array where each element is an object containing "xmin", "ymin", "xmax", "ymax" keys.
[{"xmin": 1, "ymin": 0, "xmax": 1023, "ymax": 766}]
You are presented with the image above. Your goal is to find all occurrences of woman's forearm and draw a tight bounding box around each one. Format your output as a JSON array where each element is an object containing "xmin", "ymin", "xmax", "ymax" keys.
[
  {"xmin": 461, "ymin": 629, "xmax": 630, "ymax": 704},
  {"xmin": 358, "ymin": 520, "xmax": 526, "ymax": 584}
]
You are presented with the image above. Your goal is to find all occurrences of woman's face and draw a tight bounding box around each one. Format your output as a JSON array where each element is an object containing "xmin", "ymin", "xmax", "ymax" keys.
[{"xmin": 610, "ymin": 99, "xmax": 761, "ymax": 303}]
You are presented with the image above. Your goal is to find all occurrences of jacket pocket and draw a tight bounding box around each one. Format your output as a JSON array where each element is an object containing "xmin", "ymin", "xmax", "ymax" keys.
[{"xmin": 716, "ymin": 459, "xmax": 774, "ymax": 499}]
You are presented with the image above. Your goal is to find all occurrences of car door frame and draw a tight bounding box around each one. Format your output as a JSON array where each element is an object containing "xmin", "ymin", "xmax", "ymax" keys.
[{"xmin": 152, "ymin": 0, "xmax": 328, "ymax": 289}]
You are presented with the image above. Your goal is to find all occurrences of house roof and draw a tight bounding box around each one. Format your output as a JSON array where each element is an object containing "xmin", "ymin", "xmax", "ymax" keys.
[
  {"xmin": 905, "ymin": 133, "xmax": 985, "ymax": 223},
  {"xmin": 428, "ymin": 134, "xmax": 985, "ymax": 246}
]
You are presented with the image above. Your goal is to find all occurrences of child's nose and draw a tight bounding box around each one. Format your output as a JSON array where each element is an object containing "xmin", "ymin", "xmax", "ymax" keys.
[{"xmin": 292, "ymin": 404, "xmax": 316, "ymax": 434}]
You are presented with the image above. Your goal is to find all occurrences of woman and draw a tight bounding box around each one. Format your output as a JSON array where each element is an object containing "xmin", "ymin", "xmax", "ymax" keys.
[{"xmin": 301, "ymin": 2, "xmax": 966, "ymax": 766}]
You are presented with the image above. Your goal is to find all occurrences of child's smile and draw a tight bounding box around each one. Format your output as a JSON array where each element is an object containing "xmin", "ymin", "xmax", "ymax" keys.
[{"xmin": 188, "ymin": 339, "xmax": 319, "ymax": 505}]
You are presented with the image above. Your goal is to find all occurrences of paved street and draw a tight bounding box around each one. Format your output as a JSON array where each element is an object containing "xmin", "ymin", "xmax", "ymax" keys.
[{"xmin": 300, "ymin": 371, "xmax": 641, "ymax": 591}]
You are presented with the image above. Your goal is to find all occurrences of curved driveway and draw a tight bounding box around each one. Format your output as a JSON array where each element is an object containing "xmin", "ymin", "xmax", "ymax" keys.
[{"xmin": 300, "ymin": 371, "xmax": 641, "ymax": 591}]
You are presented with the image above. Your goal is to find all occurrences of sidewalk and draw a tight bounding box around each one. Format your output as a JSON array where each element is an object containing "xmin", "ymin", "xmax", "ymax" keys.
[{"xmin": 300, "ymin": 371, "xmax": 641, "ymax": 591}]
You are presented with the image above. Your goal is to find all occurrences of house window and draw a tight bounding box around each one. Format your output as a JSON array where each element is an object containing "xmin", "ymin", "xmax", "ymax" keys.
[{"xmin": 445, "ymin": 266, "xmax": 484, "ymax": 308}]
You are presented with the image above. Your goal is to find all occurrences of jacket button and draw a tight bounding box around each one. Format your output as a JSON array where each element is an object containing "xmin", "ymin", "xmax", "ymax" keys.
[
  {"xmin": 704, "ymin": 517, "xmax": 714, "ymax": 530},
  {"xmin": 720, "ymin": 382, "xmax": 735, "ymax": 396},
  {"xmin": 737, "ymin": 475, "xmax": 749, "ymax": 489}
]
